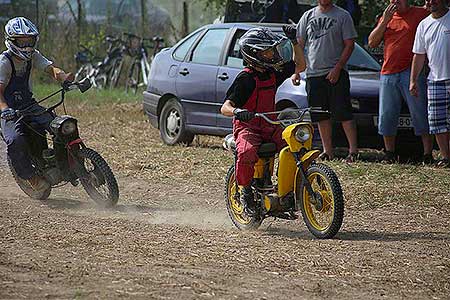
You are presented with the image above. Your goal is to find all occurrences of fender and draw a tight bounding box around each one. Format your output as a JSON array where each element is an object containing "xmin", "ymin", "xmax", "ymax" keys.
[
  {"xmin": 66, "ymin": 138, "xmax": 84, "ymax": 168},
  {"xmin": 300, "ymin": 150, "xmax": 320, "ymax": 168}
]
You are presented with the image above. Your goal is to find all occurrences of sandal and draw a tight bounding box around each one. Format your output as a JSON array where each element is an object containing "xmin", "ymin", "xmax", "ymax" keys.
[
  {"xmin": 319, "ymin": 152, "xmax": 333, "ymax": 161},
  {"xmin": 436, "ymin": 158, "xmax": 450, "ymax": 168},
  {"xmin": 344, "ymin": 152, "xmax": 359, "ymax": 163}
]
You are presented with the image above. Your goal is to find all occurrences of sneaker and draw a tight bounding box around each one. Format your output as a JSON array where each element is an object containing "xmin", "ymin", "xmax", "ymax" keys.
[
  {"xmin": 382, "ymin": 151, "xmax": 397, "ymax": 164},
  {"xmin": 423, "ymin": 153, "xmax": 435, "ymax": 165},
  {"xmin": 241, "ymin": 185, "xmax": 256, "ymax": 216},
  {"xmin": 344, "ymin": 152, "xmax": 359, "ymax": 163},
  {"xmin": 436, "ymin": 158, "xmax": 450, "ymax": 168},
  {"xmin": 27, "ymin": 175, "xmax": 50, "ymax": 191},
  {"xmin": 319, "ymin": 152, "xmax": 333, "ymax": 161}
]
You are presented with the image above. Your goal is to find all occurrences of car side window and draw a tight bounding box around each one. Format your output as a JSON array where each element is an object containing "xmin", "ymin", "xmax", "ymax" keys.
[
  {"xmin": 190, "ymin": 28, "xmax": 229, "ymax": 65},
  {"xmin": 225, "ymin": 29, "xmax": 246, "ymax": 69},
  {"xmin": 173, "ymin": 30, "xmax": 202, "ymax": 61}
]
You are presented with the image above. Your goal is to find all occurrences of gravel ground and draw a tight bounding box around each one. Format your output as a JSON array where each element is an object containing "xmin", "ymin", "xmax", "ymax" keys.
[{"xmin": 0, "ymin": 103, "xmax": 449, "ymax": 299}]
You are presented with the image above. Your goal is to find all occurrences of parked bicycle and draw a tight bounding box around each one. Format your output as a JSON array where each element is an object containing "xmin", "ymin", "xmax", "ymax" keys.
[
  {"xmin": 125, "ymin": 35, "xmax": 164, "ymax": 94},
  {"xmin": 74, "ymin": 36, "xmax": 124, "ymax": 89}
]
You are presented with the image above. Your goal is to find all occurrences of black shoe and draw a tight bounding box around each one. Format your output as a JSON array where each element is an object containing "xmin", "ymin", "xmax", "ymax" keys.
[
  {"xmin": 280, "ymin": 193, "xmax": 294, "ymax": 210},
  {"xmin": 241, "ymin": 186, "xmax": 256, "ymax": 215},
  {"xmin": 382, "ymin": 151, "xmax": 397, "ymax": 164},
  {"xmin": 423, "ymin": 153, "xmax": 435, "ymax": 165}
]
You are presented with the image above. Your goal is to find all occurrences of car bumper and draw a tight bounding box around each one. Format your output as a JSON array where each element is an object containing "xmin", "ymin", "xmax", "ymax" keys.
[
  {"xmin": 143, "ymin": 91, "xmax": 160, "ymax": 128},
  {"xmin": 333, "ymin": 112, "xmax": 422, "ymax": 149}
]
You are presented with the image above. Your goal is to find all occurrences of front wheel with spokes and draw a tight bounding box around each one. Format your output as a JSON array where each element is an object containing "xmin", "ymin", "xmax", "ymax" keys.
[
  {"xmin": 297, "ymin": 163, "xmax": 344, "ymax": 239},
  {"xmin": 75, "ymin": 148, "xmax": 119, "ymax": 207}
]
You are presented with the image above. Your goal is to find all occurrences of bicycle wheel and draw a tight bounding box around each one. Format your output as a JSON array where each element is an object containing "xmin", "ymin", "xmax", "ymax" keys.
[
  {"xmin": 126, "ymin": 61, "xmax": 141, "ymax": 94},
  {"xmin": 109, "ymin": 58, "xmax": 123, "ymax": 89}
]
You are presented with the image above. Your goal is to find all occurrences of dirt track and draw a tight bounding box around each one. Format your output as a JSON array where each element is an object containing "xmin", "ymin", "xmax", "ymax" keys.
[{"xmin": 1, "ymin": 120, "xmax": 450, "ymax": 299}]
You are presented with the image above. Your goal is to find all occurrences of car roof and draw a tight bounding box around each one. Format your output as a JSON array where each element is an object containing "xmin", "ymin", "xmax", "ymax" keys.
[{"xmin": 204, "ymin": 22, "xmax": 285, "ymax": 30}]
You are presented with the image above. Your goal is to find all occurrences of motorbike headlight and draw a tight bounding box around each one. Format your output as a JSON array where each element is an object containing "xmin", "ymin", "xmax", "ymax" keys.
[
  {"xmin": 294, "ymin": 125, "xmax": 311, "ymax": 143},
  {"xmin": 61, "ymin": 120, "xmax": 77, "ymax": 135}
]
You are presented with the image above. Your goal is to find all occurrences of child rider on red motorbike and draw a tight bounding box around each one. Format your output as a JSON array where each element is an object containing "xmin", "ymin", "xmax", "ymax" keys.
[
  {"xmin": 221, "ymin": 26, "xmax": 304, "ymax": 215},
  {"xmin": 0, "ymin": 17, "xmax": 74, "ymax": 192}
]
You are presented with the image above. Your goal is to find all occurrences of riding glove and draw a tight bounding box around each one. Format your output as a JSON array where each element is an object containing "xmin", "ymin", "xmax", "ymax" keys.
[
  {"xmin": 282, "ymin": 25, "xmax": 298, "ymax": 45},
  {"xmin": 233, "ymin": 108, "xmax": 255, "ymax": 122},
  {"xmin": 1, "ymin": 108, "xmax": 16, "ymax": 121}
]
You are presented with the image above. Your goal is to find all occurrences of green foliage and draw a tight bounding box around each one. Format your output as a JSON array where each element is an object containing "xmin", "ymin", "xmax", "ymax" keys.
[
  {"xmin": 194, "ymin": 0, "xmax": 226, "ymax": 14},
  {"xmin": 361, "ymin": 0, "xmax": 425, "ymax": 26}
]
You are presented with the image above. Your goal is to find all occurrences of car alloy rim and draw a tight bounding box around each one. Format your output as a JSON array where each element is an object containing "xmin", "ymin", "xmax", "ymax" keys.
[{"xmin": 166, "ymin": 109, "xmax": 181, "ymax": 137}]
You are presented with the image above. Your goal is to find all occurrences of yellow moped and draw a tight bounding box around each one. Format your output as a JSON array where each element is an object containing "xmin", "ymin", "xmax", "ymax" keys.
[{"xmin": 223, "ymin": 108, "xmax": 344, "ymax": 239}]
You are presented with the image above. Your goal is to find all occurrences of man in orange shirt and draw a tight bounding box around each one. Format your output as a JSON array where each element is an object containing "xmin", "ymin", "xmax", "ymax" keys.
[{"xmin": 369, "ymin": 0, "xmax": 433, "ymax": 163}]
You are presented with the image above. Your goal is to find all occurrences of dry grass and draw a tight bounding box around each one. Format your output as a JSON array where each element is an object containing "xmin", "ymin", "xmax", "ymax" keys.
[{"xmin": 34, "ymin": 83, "xmax": 450, "ymax": 211}]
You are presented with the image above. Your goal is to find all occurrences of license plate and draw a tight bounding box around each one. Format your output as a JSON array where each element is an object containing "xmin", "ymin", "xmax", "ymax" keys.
[{"xmin": 373, "ymin": 116, "xmax": 413, "ymax": 128}]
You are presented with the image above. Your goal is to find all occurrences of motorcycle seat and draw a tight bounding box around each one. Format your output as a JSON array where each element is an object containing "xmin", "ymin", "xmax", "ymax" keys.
[{"xmin": 258, "ymin": 143, "xmax": 277, "ymax": 158}]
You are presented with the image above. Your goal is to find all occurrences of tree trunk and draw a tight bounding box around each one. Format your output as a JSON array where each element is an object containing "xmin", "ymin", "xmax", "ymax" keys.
[
  {"xmin": 76, "ymin": 0, "xmax": 84, "ymax": 45},
  {"xmin": 182, "ymin": 1, "xmax": 189, "ymax": 37},
  {"xmin": 141, "ymin": 0, "xmax": 147, "ymax": 37}
]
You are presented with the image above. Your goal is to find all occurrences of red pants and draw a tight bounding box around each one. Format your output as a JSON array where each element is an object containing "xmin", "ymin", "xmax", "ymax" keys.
[{"xmin": 234, "ymin": 124, "xmax": 285, "ymax": 186}]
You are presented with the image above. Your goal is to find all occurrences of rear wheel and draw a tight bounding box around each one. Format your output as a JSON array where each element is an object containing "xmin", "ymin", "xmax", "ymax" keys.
[
  {"xmin": 76, "ymin": 148, "xmax": 119, "ymax": 207},
  {"xmin": 94, "ymin": 73, "xmax": 108, "ymax": 89},
  {"xmin": 159, "ymin": 99, "xmax": 194, "ymax": 145},
  {"xmin": 7, "ymin": 157, "xmax": 51, "ymax": 200},
  {"xmin": 297, "ymin": 163, "xmax": 344, "ymax": 239},
  {"xmin": 126, "ymin": 61, "xmax": 141, "ymax": 94},
  {"xmin": 225, "ymin": 165, "xmax": 262, "ymax": 230},
  {"xmin": 109, "ymin": 58, "xmax": 123, "ymax": 89}
]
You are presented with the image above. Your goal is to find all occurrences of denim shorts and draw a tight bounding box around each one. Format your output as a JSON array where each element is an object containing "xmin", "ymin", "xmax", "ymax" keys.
[
  {"xmin": 427, "ymin": 79, "xmax": 450, "ymax": 134},
  {"xmin": 378, "ymin": 68, "xmax": 429, "ymax": 136}
]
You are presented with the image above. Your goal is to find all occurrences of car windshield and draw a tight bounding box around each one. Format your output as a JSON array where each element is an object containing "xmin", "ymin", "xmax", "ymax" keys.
[{"xmin": 347, "ymin": 45, "xmax": 381, "ymax": 72}]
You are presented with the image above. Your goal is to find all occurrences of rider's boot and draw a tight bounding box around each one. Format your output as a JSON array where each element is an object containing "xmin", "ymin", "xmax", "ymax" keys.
[
  {"xmin": 27, "ymin": 175, "xmax": 50, "ymax": 191},
  {"xmin": 241, "ymin": 185, "xmax": 256, "ymax": 216}
]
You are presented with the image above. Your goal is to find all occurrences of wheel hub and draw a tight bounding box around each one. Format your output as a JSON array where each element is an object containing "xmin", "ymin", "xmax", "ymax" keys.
[{"xmin": 166, "ymin": 110, "xmax": 179, "ymax": 135}]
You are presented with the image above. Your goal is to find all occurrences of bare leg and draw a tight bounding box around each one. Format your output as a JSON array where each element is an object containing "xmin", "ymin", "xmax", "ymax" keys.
[
  {"xmin": 435, "ymin": 132, "xmax": 450, "ymax": 159},
  {"xmin": 318, "ymin": 119, "xmax": 333, "ymax": 157},
  {"xmin": 421, "ymin": 134, "xmax": 433, "ymax": 155},
  {"xmin": 383, "ymin": 135, "xmax": 396, "ymax": 152},
  {"xmin": 342, "ymin": 120, "xmax": 358, "ymax": 154}
]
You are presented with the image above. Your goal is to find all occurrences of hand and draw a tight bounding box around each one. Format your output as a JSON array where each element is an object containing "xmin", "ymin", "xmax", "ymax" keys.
[
  {"xmin": 64, "ymin": 72, "xmax": 75, "ymax": 82},
  {"xmin": 1, "ymin": 108, "xmax": 16, "ymax": 121},
  {"xmin": 233, "ymin": 108, "xmax": 255, "ymax": 122},
  {"xmin": 382, "ymin": 3, "xmax": 397, "ymax": 25},
  {"xmin": 409, "ymin": 81, "xmax": 419, "ymax": 97},
  {"xmin": 282, "ymin": 25, "xmax": 298, "ymax": 44},
  {"xmin": 291, "ymin": 73, "xmax": 301, "ymax": 86},
  {"xmin": 326, "ymin": 65, "xmax": 342, "ymax": 84}
]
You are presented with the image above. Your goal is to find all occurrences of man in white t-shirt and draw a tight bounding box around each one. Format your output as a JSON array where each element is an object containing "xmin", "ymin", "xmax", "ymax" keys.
[{"xmin": 410, "ymin": 0, "xmax": 450, "ymax": 166}]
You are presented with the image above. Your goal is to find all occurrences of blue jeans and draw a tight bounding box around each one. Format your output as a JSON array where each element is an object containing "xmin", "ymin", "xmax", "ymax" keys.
[
  {"xmin": 1, "ymin": 105, "xmax": 54, "ymax": 180},
  {"xmin": 378, "ymin": 68, "xmax": 429, "ymax": 136}
]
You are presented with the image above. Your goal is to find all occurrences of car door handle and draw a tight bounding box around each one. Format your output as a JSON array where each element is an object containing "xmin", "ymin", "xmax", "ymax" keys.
[
  {"xmin": 217, "ymin": 73, "xmax": 229, "ymax": 81},
  {"xmin": 179, "ymin": 68, "xmax": 189, "ymax": 76}
]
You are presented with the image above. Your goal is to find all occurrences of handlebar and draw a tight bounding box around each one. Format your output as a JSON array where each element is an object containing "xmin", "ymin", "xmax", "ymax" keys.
[
  {"xmin": 15, "ymin": 78, "xmax": 92, "ymax": 122},
  {"xmin": 254, "ymin": 108, "xmax": 331, "ymax": 125}
]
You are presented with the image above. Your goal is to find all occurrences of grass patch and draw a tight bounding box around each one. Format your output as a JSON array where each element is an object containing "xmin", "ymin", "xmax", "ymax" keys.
[{"xmin": 32, "ymin": 82, "xmax": 143, "ymax": 107}]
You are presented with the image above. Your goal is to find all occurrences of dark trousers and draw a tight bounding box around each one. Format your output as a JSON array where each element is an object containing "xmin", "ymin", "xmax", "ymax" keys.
[{"xmin": 1, "ymin": 105, "xmax": 54, "ymax": 180}]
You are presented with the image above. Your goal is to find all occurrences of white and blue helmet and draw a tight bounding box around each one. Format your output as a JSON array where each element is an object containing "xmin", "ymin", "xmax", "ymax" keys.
[{"xmin": 4, "ymin": 17, "xmax": 39, "ymax": 61}]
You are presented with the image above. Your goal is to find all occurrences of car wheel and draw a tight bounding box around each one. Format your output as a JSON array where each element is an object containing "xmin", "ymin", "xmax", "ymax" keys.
[{"xmin": 159, "ymin": 99, "xmax": 194, "ymax": 145}]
